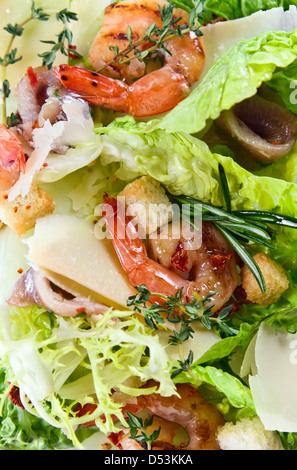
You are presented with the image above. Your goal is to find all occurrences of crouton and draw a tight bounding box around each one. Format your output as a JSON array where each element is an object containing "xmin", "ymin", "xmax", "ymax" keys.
[
  {"xmin": 216, "ymin": 417, "xmax": 283, "ymax": 450},
  {"xmin": 118, "ymin": 176, "xmax": 173, "ymax": 237},
  {"xmin": 0, "ymin": 183, "xmax": 55, "ymax": 236},
  {"xmin": 241, "ymin": 252, "xmax": 289, "ymax": 305}
]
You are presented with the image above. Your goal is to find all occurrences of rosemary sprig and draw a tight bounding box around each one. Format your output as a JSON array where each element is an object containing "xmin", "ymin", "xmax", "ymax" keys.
[
  {"xmin": 169, "ymin": 164, "xmax": 297, "ymax": 293},
  {"xmin": 38, "ymin": 8, "xmax": 81, "ymax": 70},
  {"xmin": 126, "ymin": 412, "xmax": 161, "ymax": 450},
  {"xmin": 97, "ymin": 1, "xmax": 203, "ymax": 73},
  {"xmin": 0, "ymin": 1, "xmax": 50, "ymax": 126}
]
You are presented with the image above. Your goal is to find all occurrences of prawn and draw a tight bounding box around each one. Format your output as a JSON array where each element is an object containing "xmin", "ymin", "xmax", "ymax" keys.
[
  {"xmin": 53, "ymin": 0, "xmax": 205, "ymax": 117},
  {"xmin": 102, "ymin": 196, "xmax": 239, "ymax": 312},
  {"xmin": 109, "ymin": 383, "xmax": 225, "ymax": 450},
  {"xmin": 0, "ymin": 124, "xmax": 26, "ymax": 191}
]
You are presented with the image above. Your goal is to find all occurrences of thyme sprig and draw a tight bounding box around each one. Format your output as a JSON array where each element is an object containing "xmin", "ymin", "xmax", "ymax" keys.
[
  {"xmin": 0, "ymin": 1, "xmax": 50, "ymax": 126},
  {"xmin": 97, "ymin": 1, "xmax": 203, "ymax": 73},
  {"xmin": 128, "ymin": 285, "xmax": 238, "ymax": 380},
  {"xmin": 169, "ymin": 164, "xmax": 297, "ymax": 293},
  {"xmin": 1, "ymin": 2, "xmax": 80, "ymax": 127},
  {"xmin": 126, "ymin": 412, "xmax": 161, "ymax": 450},
  {"xmin": 38, "ymin": 8, "xmax": 81, "ymax": 70}
]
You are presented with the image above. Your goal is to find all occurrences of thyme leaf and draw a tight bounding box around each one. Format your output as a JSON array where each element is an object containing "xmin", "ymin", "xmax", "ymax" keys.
[
  {"xmin": 126, "ymin": 412, "xmax": 161, "ymax": 450},
  {"xmin": 38, "ymin": 8, "xmax": 81, "ymax": 70},
  {"xmin": 97, "ymin": 1, "xmax": 203, "ymax": 73}
]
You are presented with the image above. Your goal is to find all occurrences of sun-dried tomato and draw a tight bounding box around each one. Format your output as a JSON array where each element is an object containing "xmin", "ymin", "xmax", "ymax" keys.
[
  {"xmin": 171, "ymin": 241, "xmax": 189, "ymax": 272},
  {"xmin": 8, "ymin": 385, "xmax": 24, "ymax": 409},
  {"xmin": 210, "ymin": 253, "xmax": 232, "ymax": 269}
]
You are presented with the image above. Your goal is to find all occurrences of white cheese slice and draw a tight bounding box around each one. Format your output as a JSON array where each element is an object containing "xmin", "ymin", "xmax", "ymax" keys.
[
  {"xmin": 249, "ymin": 323, "xmax": 297, "ymax": 432},
  {"xmin": 26, "ymin": 214, "xmax": 136, "ymax": 309},
  {"xmin": 200, "ymin": 6, "xmax": 297, "ymax": 80}
]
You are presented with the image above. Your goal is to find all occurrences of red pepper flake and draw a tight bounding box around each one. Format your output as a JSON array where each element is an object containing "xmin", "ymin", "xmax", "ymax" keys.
[
  {"xmin": 42, "ymin": 162, "xmax": 48, "ymax": 167},
  {"xmin": 32, "ymin": 117, "xmax": 40, "ymax": 130},
  {"xmin": 25, "ymin": 205, "xmax": 31, "ymax": 210},
  {"xmin": 13, "ymin": 206, "xmax": 18, "ymax": 213},
  {"xmin": 27, "ymin": 66, "xmax": 38, "ymax": 87},
  {"xmin": 17, "ymin": 268, "xmax": 23, "ymax": 274},
  {"xmin": 3, "ymin": 194, "xmax": 8, "ymax": 200},
  {"xmin": 210, "ymin": 253, "xmax": 232, "ymax": 269},
  {"xmin": 76, "ymin": 307, "xmax": 86, "ymax": 314},
  {"xmin": 171, "ymin": 241, "xmax": 189, "ymax": 272}
]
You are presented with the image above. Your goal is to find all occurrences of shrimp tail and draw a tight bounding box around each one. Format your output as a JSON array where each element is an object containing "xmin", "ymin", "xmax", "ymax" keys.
[
  {"xmin": 0, "ymin": 124, "xmax": 26, "ymax": 173},
  {"xmin": 102, "ymin": 195, "xmax": 187, "ymax": 299},
  {"xmin": 54, "ymin": 65, "xmax": 130, "ymax": 113}
]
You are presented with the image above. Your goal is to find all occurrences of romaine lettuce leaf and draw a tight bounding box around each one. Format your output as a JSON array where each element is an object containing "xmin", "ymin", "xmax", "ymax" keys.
[
  {"xmin": 98, "ymin": 119, "xmax": 297, "ymax": 273},
  {"xmin": 155, "ymin": 29, "xmax": 297, "ymax": 134},
  {"xmin": 201, "ymin": 0, "xmax": 297, "ymax": 20}
]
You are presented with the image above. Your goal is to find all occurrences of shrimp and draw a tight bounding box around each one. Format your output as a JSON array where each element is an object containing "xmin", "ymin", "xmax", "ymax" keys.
[
  {"xmin": 109, "ymin": 383, "xmax": 225, "ymax": 450},
  {"xmin": 88, "ymin": 0, "xmax": 190, "ymax": 82},
  {"xmin": 0, "ymin": 124, "xmax": 26, "ymax": 191},
  {"xmin": 53, "ymin": 0, "xmax": 205, "ymax": 117},
  {"xmin": 102, "ymin": 196, "xmax": 239, "ymax": 312}
]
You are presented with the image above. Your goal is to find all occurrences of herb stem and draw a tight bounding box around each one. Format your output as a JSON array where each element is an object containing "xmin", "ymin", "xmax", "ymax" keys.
[
  {"xmin": 1, "ymin": 14, "xmax": 34, "ymax": 126},
  {"xmin": 97, "ymin": 26, "xmax": 192, "ymax": 72}
]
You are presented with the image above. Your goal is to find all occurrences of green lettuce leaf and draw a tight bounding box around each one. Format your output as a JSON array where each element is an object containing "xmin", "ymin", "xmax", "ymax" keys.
[
  {"xmin": 99, "ymin": 119, "xmax": 297, "ymax": 269},
  {"xmin": 155, "ymin": 29, "xmax": 297, "ymax": 134},
  {"xmin": 0, "ymin": 304, "xmax": 176, "ymax": 448},
  {"xmin": 201, "ymin": 0, "xmax": 297, "ymax": 20},
  {"xmin": 177, "ymin": 363, "xmax": 256, "ymax": 420}
]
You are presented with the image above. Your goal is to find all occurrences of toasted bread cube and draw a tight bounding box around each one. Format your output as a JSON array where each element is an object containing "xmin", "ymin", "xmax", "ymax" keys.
[
  {"xmin": 118, "ymin": 176, "xmax": 173, "ymax": 236},
  {"xmin": 0, "ymin": 183, "xmax": 55, "ymax": 236},
  {"xmin": 216, "ymin": 417, "xmax": 283, "ymax": 450},
  {"xmin": 241, "ymin": 252, "xmax": 289, "ymax": 305}
]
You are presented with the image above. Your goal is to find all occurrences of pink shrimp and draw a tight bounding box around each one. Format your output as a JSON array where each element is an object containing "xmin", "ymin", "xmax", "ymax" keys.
[
  {"xmin": 102, "ymin": 196, "xmax": 239, "ymax": 312},
  {"xmin": 0, "ymin": 124, "xmax": 26, "ymax": 191},
  {"xmin": 109, "ymin": 383, "xmax": 225, "ymax": 450},
  {"xmin": 53, "ymin": 1, "xmax": 204, "ymax": 117}
]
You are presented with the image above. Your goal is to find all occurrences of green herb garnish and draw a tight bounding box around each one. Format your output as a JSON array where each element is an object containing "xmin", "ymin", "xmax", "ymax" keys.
[
  {"xmin": 128, "ymin": 284, "xmax": 238, "ymax": 381},
  {"xmin": 126, "ymin": 412, "xmax": 161, "ymax": 450},
  {"xmin": 97, "ymin": 1, "xmax": 203, "ymax": 73},
  {"xmin": 38, "ymin": 8, "xmax": 81, "ymax": 70},
  {"xmin": 169, "ymin": 164, "xmax": 297, "ymax": 293},
  {"xmin": 0, "ymin": 1, "xmax": 50, "ymax": 126},
  {"xmin": 0, "ymin": 2, "xmax": 80, "ymax": 126}
]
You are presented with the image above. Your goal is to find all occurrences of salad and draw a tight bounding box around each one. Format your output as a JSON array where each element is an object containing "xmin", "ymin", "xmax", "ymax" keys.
[{"xmin": 1, "ymin": 0, "xmax": 297, "ymax": 451}]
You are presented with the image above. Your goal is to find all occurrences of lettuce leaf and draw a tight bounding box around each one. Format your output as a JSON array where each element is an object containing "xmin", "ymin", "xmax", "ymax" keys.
[
  {"xmin": 177, "ymin": 363, "xmax": 256, "ymax": 420},
  {"xmin": 99, "ymin": 119, "xmax": 297, "ymax": 266},
  {"xmin": 201, "ymin": 0, "xmax": 297, "ymax": 19},
  {"xmin": 155, "ymin": 29, "xmax": 297, "ymax": 134},
  {"xmin": 0, "ymin": 305, "xmax": 176, "ymax": 448}
]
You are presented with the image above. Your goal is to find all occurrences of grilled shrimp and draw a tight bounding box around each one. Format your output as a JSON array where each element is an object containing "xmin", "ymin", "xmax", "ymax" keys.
[
  {"xmin": 109, "ymin": 383, "xmax": 225, "ymax": 450},
  {"xmin": 102, "ymin": 196, "xmax": 239, "ymax": 312},
  {"xmin": 0, "ymin": 124, "xmax": 26, "ymax": 191},
  {"xmin": 88, "ymin": 0, "xmax": 190, "ymax": 81},
  {"xmin": 53, "ymin": 0, "xmax": 205, "ymax": 117}
]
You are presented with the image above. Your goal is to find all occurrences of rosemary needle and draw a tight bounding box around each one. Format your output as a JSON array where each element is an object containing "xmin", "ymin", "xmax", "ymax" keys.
[{"xmin": 168, "ymin": 164, "xmax": 297, "ymax": 293}]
